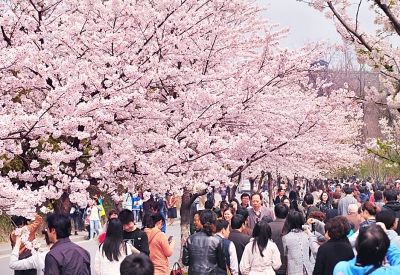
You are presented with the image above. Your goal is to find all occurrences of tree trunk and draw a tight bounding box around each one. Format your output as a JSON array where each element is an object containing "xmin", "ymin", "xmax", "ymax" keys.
[
  {"xmin": 52, "ymin": 190, "xmax": 72, "ymax": 215},
  {"xmin": 179, "ymin": 188, "xmax": 206, "ymax": 264},
  {"xmin": 267, "ymin": 172, "xmax": 273, "ymax": 208}
]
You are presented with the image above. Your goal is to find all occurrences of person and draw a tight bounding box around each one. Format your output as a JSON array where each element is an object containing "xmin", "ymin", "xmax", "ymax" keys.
[
  {"xmin": 190, "ymin": 210, "xmax": 203, "ymax": 235},
  {"xmin": 274, "ymin": 188, "xmax": 288, "ymax": 205},
  {"xmin": 376, "ymin": 209, "xmax": 400, "ymax": 247},
  {"xmin": 282, "ymin": 210, "xmax": 314, "ymax": 275},
  {"xmin": 98, "ymin": 209, "xmax": 119, "ymax": 244},
  {"xmin": 269, "ymin": 203, "xmax": 289, "ymax": 275},
  {"xmin": 215, "ymin": 219, "xmax": 239, "ymax": 275},
  {"xmin": 333, "ymin": 224, "xmax": 400, "ymax": 274},
  {"xmin": 316, "ymin": 192, "xmax": 332, "ymax": 214},
  {"xmin": 132, "ymin": 192, "xmax": 143, "ymax": 223},
  {"xmin": 345, "ymin": 204, "xmax": 361, "ymax": 233},
  {"xmin": 145, "ymin": 213, "xmax": 175, "ymax": 275},
  {"xmin": 10, "ymin": 214, "xmax": 43, "ymax": 275},
  {"xmin": 240, "ymin": 193, "xmax": 250, "ymax": 209},
  {"xmin": 247, "ymin": 193, "xmax": 274, "ymax": 231},
  {"xmin": 282, "ymin": 198, "xmax": 291, "ymax": 209},
  {"xmin": 89, "ymin": 199, "xmax": 102, "ymax": 240},
  {"xmin": 44, "ymin": 213, "xmax": 90, "ymax": 275},
  {"xmin": 359, "ymin": 201, "xmax": 378, "ymax": 228},
  {"xmin": 119, "ymin": 209, "xmax": 150, "ymax": 255},
  {"xmin": 120, "ymin": 254, "xmax": 154, "ymax": 275},
  {"xmin": 223, "ymin": 206, "xmax": 235, "ymax": 227},
  {"xmin": 338, "ymin": 185, "xmax": 358, "ymax": 216},
  {"xmin": 228, "ymin": 214, "xmax": 251, "ymax": 272},
  {"xmin": 373, "ymin": 190, "xmax": 385, "ymax": 209},
  {"xmin": 240, "ymin": 220, "xmax": 282, "ymax": 275},
  {"xmin": 166, "ymin": 192, "xmax": 177, "ymax": 225},
  {"xmin": 95, "ymin": 218, "xmax": 135, "ymax": 275},
  {"xmin": 325, "ymin": 192, "xmax": 340, "ymax": 222},
  {"xmin": 312, "ymin": 216, "xmax": 354, "ymax": 275},
  {"xmin": 301, "ymin": 193, "xmax": 319, "ymax": 220},
  {"xmin": 288, "ymin": 190, "xmax": 300, "ymax": 211},
  {"xmin": 220, "ymin": 182, "xmax": 228, "ymax": 202},
  {"xmin": 382, "ymin": 188, "xmax": 400, "ymax": 234},
  {"xmin": 9, "ymin": 229, "xmax": 50, "ymax": 275},
  {"xmin": 183, "ymin": 209, "xmax": 220, "ymax": 274},
  {"xmin": 122, "ymin": 192, "xmax": 133, "ymax": 210},
  {"xmin": 230, "ymin": 198, "xmax": 240, "ymax": 212}
]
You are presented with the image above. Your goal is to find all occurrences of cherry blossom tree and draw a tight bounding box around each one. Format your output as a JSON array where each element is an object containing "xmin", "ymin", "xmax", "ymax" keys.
[
  {"xmin": 0, "ymin": 0, "xmax": 361, "ymax": 230},
  {"xmin": 302, "ymin": 0, "xmax": 400, "ymax": 165}
]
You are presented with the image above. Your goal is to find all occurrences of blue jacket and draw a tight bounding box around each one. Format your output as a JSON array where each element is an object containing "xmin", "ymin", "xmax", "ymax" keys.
[{"xmin": 333, "ymin": 245, "xmax": 400, "ymax": 275}]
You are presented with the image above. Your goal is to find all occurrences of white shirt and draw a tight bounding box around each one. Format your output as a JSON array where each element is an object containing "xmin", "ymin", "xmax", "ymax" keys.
[
  {"xmin": 9, "ymin": 246, "xmax": 47, "ymax": 275},
  {"xmin": 94, "ymin": 243, "xmax": 131, "ymax": 275},
  {"xmin": 216, "ymin": 233, "xmax": 239, "ymax": 275}
]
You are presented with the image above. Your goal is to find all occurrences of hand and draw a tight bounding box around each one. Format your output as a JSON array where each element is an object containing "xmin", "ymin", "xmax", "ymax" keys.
[
  {"xmin": 306, "ymin": 218, "xmax": 315, "ymax": 225},
  {"xmin": 376, "ymin": 222, "xmax": 387, "ymax": 231},
  {"xmin": 127, "ymin": 243, "xmax": 140, "ymax": 254}
]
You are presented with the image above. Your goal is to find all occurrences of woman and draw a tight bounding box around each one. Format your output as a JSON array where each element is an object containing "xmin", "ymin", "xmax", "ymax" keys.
[
  {"xmin": 98, "ymin": 209, "xmax": 119, "ymax": 244},
  {"xmin": 283, "ymin": 198, "xmax": 291, "ymax": 209},
  {"xmin": 229, "ymin": 198, "xmax": 240, "ymax": 212},
  {"xmin": 240, "ymin": 220, "xmax": 281, "ymax": 275},
  {"xmin": 288, "ymin": 191, "xmax": 300, "ymax": 211},
  {"xmin": 359, "ymin": 201, "xmax": 378, "ymax": 228},
  {"xmin": 166, "ymin": 193, "xmax": 177, "ymax": 225},
  {"xmin": 94, "ymin": 218, "xmax": 134, "ymax": 275},
  {"xmin": 223, "ymin": 206, "xmax": 235, "ymax": 227},
  {"xmin": 145, "ymin": 213, "xmax": 175, "ymax": 275},
  {"xmin": 313, "ymin": 216, "xmax": 354, "ymax": 275},
  {"xmin": 282, "ymin": 210, "xmax": 314, "ymax": 275},
  {"xmin": 89, "ymin": 199, "xmax": 101, "ymax": 240},
  {"xmin": 316, "ymin": 192, "xmax": 331, "ymax": 214},
  {"xmin": 183, "ymin": 209, "xmax": 221, "ymax": 274}
]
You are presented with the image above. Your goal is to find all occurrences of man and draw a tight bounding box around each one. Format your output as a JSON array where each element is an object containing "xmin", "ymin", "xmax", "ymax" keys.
[
  {"xmin": 120, "ymin": 254, "xmax": 154, "ymax": 275},
  {"xmin": 247, "ymin": 193, "xmax": 274, "ymax": 231},
  {"xmin": 273, "ymin": 188, "xmax": 288, "ymax": 205},
  {"xmin": 325, "ymin": 192, "xmax": 341, "ymax": 222},
  {"xmin": 215, "ymin": 219, "xmax": 238, "ymax": 275},
  {"xmin": 269, "ymin": 203, "xmax": 289, "ymax": 275},
  {"xmin": 338, "ymin": 185, "xmax": 358, "ymax": 216},
  {"xmin": 190, "ymin": 210, "xmax": 203, "ymax": 235},
  {"xmin": 240, "ymin": 193, "xmax": 250, "ymax": 209},
  {"xmin": 10, "ymin": 214, "xmax": 43, "ymax": 275},
  {"xmin": 44, "ymin": 214, "xmax": 90, "ymax": 275},
  {"xmin": 345, "ymin": 204, "xmax": 361, "ymax": 232},
  {"xmin": 228, "ymin": 214, "xmax": 250, "ymax": 269},
  {"xmin": 382, "ymin": 188, "xmax": 400, "ymax": 234},
  {"xmin": 119, "ymin": 209, "xmax": 150, "ymax": 255},
  {"xmin": 302, "ymin": 193, "xmax": 319, "ymax": 220}
]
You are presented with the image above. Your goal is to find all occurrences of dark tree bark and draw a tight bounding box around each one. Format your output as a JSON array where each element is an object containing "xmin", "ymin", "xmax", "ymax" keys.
[{"xmin": 52, "ymin": 190, "xmax": 72, "ymax": 215}]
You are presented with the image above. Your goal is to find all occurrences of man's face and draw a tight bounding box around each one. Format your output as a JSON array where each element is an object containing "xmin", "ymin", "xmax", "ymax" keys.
[
  {"xmin": 123, "ymin": 221, "xmax": 135, "ymax": 232},
  {"xmin": 336, "ymin": 186, "xmax": 341, "ymax": 193},
  {"xmin": 47, "ymin": 228, "xmax": 57, "ymax": 243},
  {"xmin": 251, "ymin": 195, "xmax": 261, "ymax": 210},
  {"xmin": 279, "ymin": 190, "xmax": 285, "ymax": 196},
  {"xmin": 193, "ymin": 214, "xmax": 202, "ymax": 230},
  {"xmin": 241, "ymin": 196, "xmax": 250, "ymax": 206}
]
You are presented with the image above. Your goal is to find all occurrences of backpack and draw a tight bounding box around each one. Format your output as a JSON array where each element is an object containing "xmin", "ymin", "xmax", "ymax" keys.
[{"xmin": 217, "ymin": 238, "xmax": 231, "ymax": 273}]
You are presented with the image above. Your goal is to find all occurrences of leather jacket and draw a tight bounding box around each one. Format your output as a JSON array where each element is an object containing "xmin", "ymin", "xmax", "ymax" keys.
[{"xmin": 183, "ymin": 231, "xmax": 221, "ymax": 275}]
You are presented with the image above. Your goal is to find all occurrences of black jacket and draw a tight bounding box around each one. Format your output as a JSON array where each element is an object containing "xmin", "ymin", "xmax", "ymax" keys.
[
  {"xmin": 228, "ymin": 229, "xmax": 250, "ymax": 265},
  {"xmin": 123, "ymin": 228, "xmax": 149, "ymax": 255},
  {"xmin": 313, "ymin": 239, "xmax": 354, "ymax": 275},
  {"xmin": 183, "ymin": 231, "xmax": 221, "ymax": 275},
  {"xmin": 383, "ymin": 201, "xmax": 400, "ymax": 234}
]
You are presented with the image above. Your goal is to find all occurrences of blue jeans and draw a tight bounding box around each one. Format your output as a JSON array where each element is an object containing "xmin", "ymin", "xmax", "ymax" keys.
[
  {"xmin": 132, "ymin": 209, "xmax": 140, "ymax": 222},
  {"xmin": 90, "ymin": 220, "xmax": 100, "ymax": 239}
]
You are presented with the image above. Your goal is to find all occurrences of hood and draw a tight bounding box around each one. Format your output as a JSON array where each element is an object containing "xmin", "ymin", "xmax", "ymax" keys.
[
  {"xmin": 384, "ymin": 201, "xmax": 400, "ymax": 212},
  {"xmin": 335, "ymin": 258, "xmax": 376, "ymax": 275}
]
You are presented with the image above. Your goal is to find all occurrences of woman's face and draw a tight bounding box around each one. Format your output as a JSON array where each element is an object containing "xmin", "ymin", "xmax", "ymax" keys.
[
  {"xmin": 193, "ymin": 214, "xmax": 202, "ymax": 230},
  {"xmin": 322, "ymin": 193, "xmax": 328, "ymax": 202},
  {"xmin": 283, "ymin": 198, "xmax": 290, "ymax": 208},
  {"xmin": 231, "ymin": 201, "xmax": 238, "ymax": 211},
  {"xmin": 223, "ymin": 209, "xmax": 233, "ymax": 222}
]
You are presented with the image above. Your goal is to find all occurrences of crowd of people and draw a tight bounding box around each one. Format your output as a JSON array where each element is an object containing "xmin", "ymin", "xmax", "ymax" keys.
[{"xmin": 6, "ymin": 178, "xmax": 400, "ymax": 275}]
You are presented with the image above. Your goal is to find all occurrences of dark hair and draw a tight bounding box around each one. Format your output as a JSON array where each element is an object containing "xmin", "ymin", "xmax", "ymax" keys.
[
  {"xmin": 236, "ymin": 207, "xmax": 249, "ymax": 220},
  {"xmin": 223, "ymin": 206, "xmax": 236, "ymax": 217},
  {"xmin": 355, "ymin": 225, "xmax": 390, "ymax": 267},
  {"xmin": 229, "ymin": 198, "xmax": 240, "ymax": 207},
  {"xmin": 219, "ymin": 201, "xmax": 229, "ymax": 211},
  {"xmin": 142, "ymin": 214, "xmax": 154, "ymax": 228},
  {"xmin": 108, "ymin": 209, "xmax": 118, "ymax": 219},
  {"xmin": 102, "ymin": 218, "xmax": 124, "ymax": 261},
  {"xmin": 216, "ymin": 219, "xmax": 229, "ymax": 232},
  {"xmin": 46, "ymin": 213, "xmax": 71, "ymax": 239},
  {"xmin": 252, "ymin": 220, "xmax": 271, "ymax": 257},
  {"xmin": 288, "ymin": 191, "xmax": 298, "ymax": 201},
  {"xmin": 11, "ymin": 216, "xmax": 28, "ymax": 227},
  {"xmin": 304, "ymin": 193, "xmax": 314, "ymax": 205},
  {"xmin": 204, "ymin": 200, "xmax": 214, "ymax": 210},
  {"xmin": 277, "ymin": 187, "xmax": 283, "ymax": 192},
  {"xmin": 343, "ymin": 185, "xmax": 354, "ymax": 195},
  {"xmin": 274, "ymin": 203, "xmax": 289, "ymax": 219},
  {"xmin": 309, "ymin": 211, "xmax": 326, "ymax": 222},
  {"xmin": 362, "ymin": 201, "xmax": 378, "ymax": 216},
  {"xmin": 240, "ymin": 193, "xmax": 250, "ymax": 200},
  {"xmin": 118, "ymin": 209, "xmax": 135, "ymax": 225},
  {"xmin": 319, "ymin": 192, "xmax": 329, "ymax": 202},
  {"xmin": 374, "ymin": 191, "xmax": 383, "ymax": 202},
  {"xmin": 282, "ymin": 210, "xmax": 304, "ymax": 235},
  {"xmin": 325, "ymin": 216, "xmax": 351, "ymax": 240},
  {"xmin": 120, "ymin": 254, "xmax": 154, "ymax": 275},
  {"xmin": 231, "ymin": 214, "xmax": 245, "ymax": 230},
  {"xmin": 383, "ymin": 188, "xmax": 398, "ymax": 202},
  {"xmin": 261, "ymin": 216, "xmax": 273, "ymax": 223},
  {"xmin": 251, "ymin": 192, "xmax": 263, "ymax": 201},
  {"xmin": 151, "ymin": 213, "xmax": 165, "ymax": 226},
  {"xmin": 200, "ymin": 209, "xmax": 216, "ymax": 236},
  {"xmin": 376, "ymin": 209, "xmax": 396, "ymax": 230},
  {"xmin": 335, "ymin": 184, "xmax": 342, "ymax": 189}
]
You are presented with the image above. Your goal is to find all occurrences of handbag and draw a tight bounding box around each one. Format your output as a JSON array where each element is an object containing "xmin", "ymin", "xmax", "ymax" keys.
[{"xmin": 170, "ymin": 262, "xmax": 184, "ymax": 275}]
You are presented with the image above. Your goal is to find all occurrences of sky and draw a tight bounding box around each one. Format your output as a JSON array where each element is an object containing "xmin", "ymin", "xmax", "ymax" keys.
[{"xmin": 260, "ymin": 0, "xmax": 374, "ymax": 48}]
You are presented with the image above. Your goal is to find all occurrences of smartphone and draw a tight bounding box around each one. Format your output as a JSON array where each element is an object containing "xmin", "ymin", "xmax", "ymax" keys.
[{"xmin": 168, "ymin": 236, "xmax": 173, "ymax": 243}]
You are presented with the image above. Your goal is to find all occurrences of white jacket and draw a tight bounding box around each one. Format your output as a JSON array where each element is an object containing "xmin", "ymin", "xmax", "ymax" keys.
[
  {"xmin": 240, "ymin": 239, "xmax": 281, "ymax": 275},
  {"xmin": 9, "ymin": 246, "xmax": 47, "ymax": 275}
]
